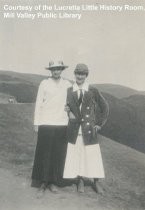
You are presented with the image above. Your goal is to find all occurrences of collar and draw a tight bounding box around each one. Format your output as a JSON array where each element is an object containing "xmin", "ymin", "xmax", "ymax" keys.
[
  {"xmin": 73, "ymin": 82, "xmax": 89, "ymax": 92},
  {"xmin": 49, "ymin": 76, "xmax": 62, "ymax": 80},
  {"xmin": 48, "ymin": 77, "xmax": 62, "ymax": 83}
]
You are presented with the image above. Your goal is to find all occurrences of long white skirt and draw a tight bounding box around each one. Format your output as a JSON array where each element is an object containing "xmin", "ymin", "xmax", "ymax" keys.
[{"xmin": 63, "ymin": 134, "xmax": 105, "ymax": 178}]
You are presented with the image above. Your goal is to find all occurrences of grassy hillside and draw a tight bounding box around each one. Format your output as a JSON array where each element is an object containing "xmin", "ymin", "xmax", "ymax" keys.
[
  {"xmin": 0, "ymin": 103, "xmax": 145, "ymax": 209},
  {"xmin": 0, "ymin": 104, "xmax": 35, "ymax": 170},
  {"xmin": 124, "ymin": 94, "xmax": 145, "ymax": 108},
  {"xmin": 0, "ymin": 70, "xmax": 145, "ymax": 154},
  {"xmin": 0, "ymin": 82, "xmax": 37, "ymax": 103},
  {"xmin": 94, "ymin": 83, "xmax": 145, "ymax": 98},
  {"xmin": 1, "ymin": 70, "xmax": 145, "ymax": 99},
  {"xmin": 101, "ymin": 93, "xmax": 145, "ymax": 153},
  {"xmin": 0, "ymin": 70, "xmax": 45, "ymax": 85},
  {"xmin": 0, "ymin": 71, "xmax": 45, "ymax": 103}
]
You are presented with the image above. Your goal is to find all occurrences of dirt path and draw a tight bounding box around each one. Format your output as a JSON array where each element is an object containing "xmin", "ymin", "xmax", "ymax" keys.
[
  {"xmin": 1, "ymin": 134, "xmax": 145, "ymax": 210},
  {"xmin": 0, "ymin": 168, "xmax": 119, "ymax": 210}
]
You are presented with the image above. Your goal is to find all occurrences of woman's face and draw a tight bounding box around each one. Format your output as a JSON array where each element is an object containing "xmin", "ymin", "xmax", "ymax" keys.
[
  {"xmin": 51, "ymin": 68, "xmax": 63, "ymax": 79},
  {"xmin": 75, "ymin": 73, "xmax": 87, "ymax": 85}
]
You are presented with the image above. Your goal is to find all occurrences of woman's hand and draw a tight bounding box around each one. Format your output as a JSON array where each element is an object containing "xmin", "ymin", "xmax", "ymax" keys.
[
  {"xmin": 64, "ymin": 105, "xmax": 70, "ymax": 112},
  {"xmin": 64, "ymin": 105, "xmax": 76, "ymax": 119},
  {"xmin": 94, "ymin": 125, "xmax": 101, "ymax": 132},
  {"xmin": 68, "ymin": 111, "xmax": 76, "ymax": 119}
]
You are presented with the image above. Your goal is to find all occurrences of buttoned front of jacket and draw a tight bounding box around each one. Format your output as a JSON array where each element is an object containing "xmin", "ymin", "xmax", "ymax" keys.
[{"xmin": 66, "ymin": 84, "xmax": 109, "ymax": 145}]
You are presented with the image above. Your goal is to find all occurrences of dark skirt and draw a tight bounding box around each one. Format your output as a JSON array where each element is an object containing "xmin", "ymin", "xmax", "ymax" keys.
[{"xmin": 31, "ymin": 125, "xmax": 67, "ymax": 187}]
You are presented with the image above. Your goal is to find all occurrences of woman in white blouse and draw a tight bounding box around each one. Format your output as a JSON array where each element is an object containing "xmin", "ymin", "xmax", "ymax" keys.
[{"xmin": 31, "ymin": 61, "xmax": 71, "ymax": 194}]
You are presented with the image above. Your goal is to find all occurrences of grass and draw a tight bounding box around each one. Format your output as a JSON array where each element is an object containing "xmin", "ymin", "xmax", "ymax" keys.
[{"xmin": 0, "ymin": 103, "xmax": 145, "ymax": 209}]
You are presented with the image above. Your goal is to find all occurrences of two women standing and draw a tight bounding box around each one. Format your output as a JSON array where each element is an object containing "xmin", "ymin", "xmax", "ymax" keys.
[{"xmin": 32, "ymin": 61, "xmax": 109, "ymax": 194}]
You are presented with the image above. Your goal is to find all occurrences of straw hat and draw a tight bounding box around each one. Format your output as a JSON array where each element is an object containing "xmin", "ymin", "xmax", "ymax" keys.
[{"xmin": 45, "ymin": 61, "xmax": 68, "ymax": 70}]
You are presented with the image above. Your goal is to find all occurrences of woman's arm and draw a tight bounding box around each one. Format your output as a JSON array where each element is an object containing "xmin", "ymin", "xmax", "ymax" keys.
[
  {"xmin": 34, "ymin": 80, "xmax": 45, "ymax": 128},
  {"xmin": 97, "ymin": 90, "xmax": 109, "ymax": 127}
]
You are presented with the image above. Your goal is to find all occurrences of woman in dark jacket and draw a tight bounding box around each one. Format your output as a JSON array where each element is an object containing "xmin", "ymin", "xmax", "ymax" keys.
[{"xmin": 63, "ymin": 63, "xmax": 109, "ymax": 193}]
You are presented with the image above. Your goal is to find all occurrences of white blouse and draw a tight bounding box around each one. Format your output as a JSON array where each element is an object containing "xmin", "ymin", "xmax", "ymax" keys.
[
  {"xmin": 34, "ymin": 77, "xmax": 71, "ymax": 126},
  {"xmin": 73, "ymin": 82, "xmax": 89, "ymax": 134}
]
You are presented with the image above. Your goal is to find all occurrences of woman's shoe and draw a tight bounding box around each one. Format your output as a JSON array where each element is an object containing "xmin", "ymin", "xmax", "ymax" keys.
[
  {"xmin": 49, "ymin": 184, "xmax": 59, "ymax": 193},
  {"xmin": 93, "ymin": 179, "xmax": 103, "ymax": 195},
  {"xmin": 36, "ymin": 183, "xmax": 47, "ymax": 198},
  {"xmin": 77, "ymin": 178, "xmax": 85, "ymax": 193}
]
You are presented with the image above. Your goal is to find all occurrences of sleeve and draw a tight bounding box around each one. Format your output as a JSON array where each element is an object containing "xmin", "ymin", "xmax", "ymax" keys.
[
  {"xmin": 34, "ymin": 81, "xmax": 45, "ymax": 125},
  {"xmin": 66, "ymin": 87, "xmax": 71, "ymax": 106},
  {"xmin": 66, "ymin": 79, "xmax": 73, "ymax": 88},
  {"xmin": 95, "ymin": 89, "xmax": 109, "ymax": 127},
  {"xmin": 65, "ymin": 81, "xmax": 72, "ymax": 105}
]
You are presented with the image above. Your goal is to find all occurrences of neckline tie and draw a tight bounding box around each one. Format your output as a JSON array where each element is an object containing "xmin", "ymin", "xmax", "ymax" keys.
[{"xmin": 78, "ymin": 89, "xmax": 83, "ymax": 107}]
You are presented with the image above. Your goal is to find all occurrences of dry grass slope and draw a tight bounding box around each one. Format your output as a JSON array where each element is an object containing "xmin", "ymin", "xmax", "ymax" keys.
[{"xmin": 0, "ymin": 104, "xmax": 145, "ymax": 210}]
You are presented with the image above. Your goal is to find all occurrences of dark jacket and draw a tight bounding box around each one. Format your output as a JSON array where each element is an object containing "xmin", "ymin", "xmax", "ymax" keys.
[{"xmin": 66, "ymin": 85, "xmax": 109, "ymax": 145}]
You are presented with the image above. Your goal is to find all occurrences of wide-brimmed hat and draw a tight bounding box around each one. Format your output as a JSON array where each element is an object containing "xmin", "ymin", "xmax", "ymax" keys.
[
  {"xmin": 74, "ymin": 63, "xmax": 89, "ymax": 75},
  {"xmin": 45, "ymin": 61, "xmax": 68, "ymax": 70}
]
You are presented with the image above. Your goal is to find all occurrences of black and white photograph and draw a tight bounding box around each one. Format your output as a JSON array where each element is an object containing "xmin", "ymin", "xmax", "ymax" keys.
[{"xmin": 0, "ymin": 0, "xmax": 145, "ymax": 209}]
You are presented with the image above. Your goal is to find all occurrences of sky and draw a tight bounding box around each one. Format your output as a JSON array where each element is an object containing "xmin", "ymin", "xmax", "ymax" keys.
[{"xmin": 0, "ymin": 0, "xmax": 145, "ymax": 90}]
